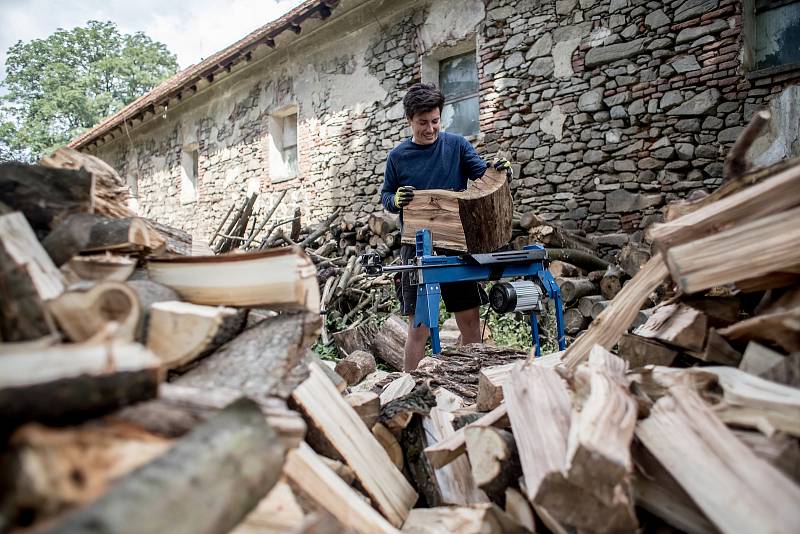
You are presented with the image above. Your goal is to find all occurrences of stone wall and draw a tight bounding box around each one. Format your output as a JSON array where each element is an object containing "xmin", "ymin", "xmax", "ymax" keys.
[{"xmin": 89, "ymin": 0, "xmax": 800, "ymax": 252}]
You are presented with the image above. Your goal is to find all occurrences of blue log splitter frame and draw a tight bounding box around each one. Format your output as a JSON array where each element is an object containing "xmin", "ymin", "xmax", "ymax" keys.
[{"xmin": 410, "ymin": 229, "xmax": 566, "ymax": 356}]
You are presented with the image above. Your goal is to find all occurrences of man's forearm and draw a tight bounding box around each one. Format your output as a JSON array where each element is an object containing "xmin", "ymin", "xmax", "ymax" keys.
[{"xmin": 382, "ymin": 191, "xmax": 400, "ymax": 213}]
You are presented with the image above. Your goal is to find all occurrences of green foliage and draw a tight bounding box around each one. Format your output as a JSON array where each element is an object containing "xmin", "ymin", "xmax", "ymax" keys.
[{"xmin": 0, "ymin": 20, "xmax": 178, "ymax": 161}]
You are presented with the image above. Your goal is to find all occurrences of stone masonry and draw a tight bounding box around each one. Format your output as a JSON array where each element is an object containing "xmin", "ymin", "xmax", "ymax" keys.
[{"xmin": 88, "ymin": 0, "xmax": 800, "ymax": 253}]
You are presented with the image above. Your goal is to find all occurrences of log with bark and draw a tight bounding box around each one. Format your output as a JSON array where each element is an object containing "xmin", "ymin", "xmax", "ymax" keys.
[
  {"xmin": 464, "ymin": 426, "xmax": 521, "ymax": 505},
  {"xmin": 0, "ymin": 162, "xmax": 93, "ymax": 239},
  {"xmin": 50, "ymin": 398, "xmax": 286, "ymax": 534},
  {"xmin": 373, "ymin": 315, "xmax": 408, "ymax": 371},
  {"xmin": 401, "ymin": 503, "xmax": 527, "ymax": 533},
  {"xmin": 334, "ymin": 350, "xmax": 377, "ymax": 386},
  {"xmin": 0, "ymin": 341, "xmax": 161, "ymax": 428},
  {"xmin": 63, "ymin": 254, "xmax": 137, "ymax": 282},
  {"xmin": 400, "ymin": 168, "xmax": 513, "ymax": 253},
  {"xmin": 0, "ymin": 212, "xmax": 64, "ymax": 341},
  {"xmin": 556, "ymin": 277, "xmax": 599, "ymax": 305},
  {"xmin": 176, "ymin": 311, "xmax": 320, "ymax": 400}
]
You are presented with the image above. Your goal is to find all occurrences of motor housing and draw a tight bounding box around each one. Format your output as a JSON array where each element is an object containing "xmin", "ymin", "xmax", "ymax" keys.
[{"xmin": 489, "ymin": 280, "xmax": 544, "ymax": 313}]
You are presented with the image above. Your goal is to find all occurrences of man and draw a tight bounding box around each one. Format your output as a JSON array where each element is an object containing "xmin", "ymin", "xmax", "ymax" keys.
[{"xmin": 381, "ymin": 82, "xmax": 502, "ymax": 371}]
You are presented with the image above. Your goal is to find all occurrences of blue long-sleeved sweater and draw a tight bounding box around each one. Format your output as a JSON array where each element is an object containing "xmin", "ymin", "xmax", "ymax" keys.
[{"xmin": 380, "ymin": 132, "xmax": 487, "ymax": 217}]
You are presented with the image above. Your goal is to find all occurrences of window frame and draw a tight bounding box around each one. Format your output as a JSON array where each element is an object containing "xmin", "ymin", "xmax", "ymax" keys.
[
  {"xmin": 180, "ymin": 144, "xmax": 199, "ymax": 204},
  {"xmin": 269, "ymin": 105, "xmax": 299, "ymax": 184},
  {"xmin": 743, "ymin": 0, "xmax": 800, "ymax": 79},
  {"xmin": 420, "ymin": 38, "xmax": 481, "ymax": 140}
]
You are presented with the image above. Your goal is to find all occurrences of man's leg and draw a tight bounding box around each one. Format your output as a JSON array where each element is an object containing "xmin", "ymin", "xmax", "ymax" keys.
[
  {"xmin": 405, "ymin": 321, "xmax": 430, "ymax": 371},
  {"xmin": 454, "ymin": 306, "xmax": 482, "ymax": 344}
]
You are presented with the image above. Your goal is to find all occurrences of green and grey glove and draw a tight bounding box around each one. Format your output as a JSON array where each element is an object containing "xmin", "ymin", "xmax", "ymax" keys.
[
  {"xmin": 394, "ymin": 186, "xmax": 415, "ymax": 208},
  {"xmin": 493, "ymin": 158, "xmax": 513, "ymax": 180}
]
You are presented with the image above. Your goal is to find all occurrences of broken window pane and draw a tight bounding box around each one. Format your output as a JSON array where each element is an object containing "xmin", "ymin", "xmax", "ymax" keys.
[
  {"xmin": 442, "ymin": 96, "xmax": 479, "ymax": 138},
  {"xmin": 753, "ymin": 1, "xmax": 800, "ymax": 70}
]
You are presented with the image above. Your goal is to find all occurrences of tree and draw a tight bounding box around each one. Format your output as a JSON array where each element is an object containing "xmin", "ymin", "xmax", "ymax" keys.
[{"xmin": 0, "ymin": 21, "xmax": 178, "ymax": 161}]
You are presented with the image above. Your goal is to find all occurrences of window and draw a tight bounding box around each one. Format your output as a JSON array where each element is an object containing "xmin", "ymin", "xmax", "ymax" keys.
[
  {"xmin": 269, "ymin": 108, "xmax": 299, "ymax": 183},
  {"xmin": 744, "ymin": 0, "xmax": 800, "ymax": 74},
  {"xmin": 180, "ymin": 146, "xmax": 198, "ymax": 204},
  {"xmin": 439, "ymin": 52, "xmax": 480, "ymax": 137}
]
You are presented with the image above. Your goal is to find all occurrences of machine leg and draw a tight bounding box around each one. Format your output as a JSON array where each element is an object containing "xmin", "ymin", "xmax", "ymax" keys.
[
  {"xmin": 553, "ymin": 294, "xmax": 566, "ymax": 351},
  {"xmin": 530, "ymin": 313, "xmax": 541, "ymax": 357},
  {"xmin": 414, "ymin": 282, "xmax": 442, "ymax": 354}
]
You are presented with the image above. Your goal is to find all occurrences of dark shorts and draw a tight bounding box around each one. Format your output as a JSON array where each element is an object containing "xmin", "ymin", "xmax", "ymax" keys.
[{"xmin": 395, "ymin": 245, "xmax": 488, "ymax": 316}]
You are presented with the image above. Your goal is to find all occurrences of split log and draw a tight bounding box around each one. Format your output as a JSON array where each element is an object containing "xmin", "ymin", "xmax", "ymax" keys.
[
  {"xmin": 291, "ymin": 362, "xmax": 418, "ymax": 526},
  {"xmin": 0, "ymin": 341, "xmax": 161, "ymax": 427},
  {"xmin": 374, "ymin": 315, "xmax": 408, "ymax": 371},
  {"xmin": 648, "ymin": 160, "xmax": 800, "ymax": 250},
  {"xmin": 503, "ymin": 488, "xmax": 535, "ymax": 533},
  {"xmin": 1, "ymin": 421, "xmax": 171, "ymax": 526},
  {"xmin": 420, "ymin": 408, "xmax": 489, "ymax": 505},
  {"xmin": 665, "ymin": 205, "xmax": 800, "ymax": 294},
  {"xmin": 475, "ymin": 352, "xmax": 562, "ymax": 412},
  {"xmin": 686, "ymin": 328, "xmax": 742, "ymax": 366},
  {"xmin": 599, "ymin": 264, "xmax": 625, "ymax": 300},
  {"xmin": 64, "ymin": 254, "xmax": 136, "ymax": 282},
  {"xmin": 113, "ymin": 384, "xmax": 306, "ymax": 450},
  {"xmin": 400, "ymin": 168, "xmax": 513, "ymax": 253},
  {"xmin": 380, "ymin": 374, "xmax": 417, "ymax": 406},
  {"xmin": 563, "ymin": 307, "xmax": 588, "ymax": 335},
  {"xmin": 52, "ymin": 398, "xmax": 285, "ymax": 534},
  {"xmin": 345, "ymin": 391, "xmax": 381, "ymax": 429},
  {"xmin": 740, "ymin": 342, "xmax": 800, "ymax": 387},
  {"xmin": 434, "ymin": 387, "xmax": 466, "ymax": 412},
  {"xmin": 335, "ymin": 350, "xmax": 376, "ymax": 386},
  {"xmin": 424, "ymin": 403, "xmax": 510, "ymax": 469},
  {"xmin": 148, "ymin": 247, "xmax": 321, "ymax": 313},
  {"xmin": 719, "ymin": 307, "xmax": 800, "ymax": 353},
  {"xmin": 617, "ymin": 333, "xmax": 677, "ymax": 368},
  {"xmin": 0, "ymin": 212, "xmax": 63, "ymax": 341},
  {"xmin": 0, "ymin": 162, "xmax": 93, "ymax": 238},
  {"xmin": 401, "ymin": 504, "xmax": 527, "ymax": 533},
  {"xmin": 231, "ymin": 480, "xmax": 305, "ymax": 534},
  {"xmin": 633, "ymin": 303, "xmax": 708, "ymax": 352},
  {"xmin": 563, "ymin": 254, "xmax": 669, "ymax": 369},
  {"xmin": 565, "ymin": 347, "xmax": 637, "ymax": 506},
  {"xmin": 556, "ymin": 277, "xmax": 599, "ymax": 305},
  {"xmin": 503, "ymin": 360, "xmax": 570, "ymax": 503},
  {"xmin": 146, "ymin": 301, "xmax": 247, "ymax": 370},
  {"xmin": 632, "ymin": 441, "xmax": 717, "ymax": 534},
  {"xmin": 47, "ymin": 281, "xmax": 141, "ymax": 343},
  {"xmin": 284, "ymin": 443, "xmax": 399, "ymax": 534},
  {"xmin": 373, "ymin": 422, "xmax": 404, "ymax": 471},
  {"xmin": 465, "ymin": 426, "xmax": 521, "ymax": 504},
  {"xmin": 176, "ymin": 312, "xmax": 319, "ymax": 399},
  {"xmin": 127, "ymin": 280, "xmax": 181, "ymax": 342},
  {"xmin": 636, "ymin": 384, "xmax": 800, "ymax": 534},
  {"xmin": 309, "ymin": 354, "xmax": 347, "ymax": 393},
  {"xmin": 733, "ymin": 429, "xmax": 800, "ymax": 484},
  {"xmin": 683, "ymin": 296, "xmax": 741, "ymax": 328}
]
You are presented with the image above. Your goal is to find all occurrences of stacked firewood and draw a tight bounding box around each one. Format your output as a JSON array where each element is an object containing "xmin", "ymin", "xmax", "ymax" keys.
[{"xmin": 313, "ymin": 150, "xmax": 800, "ymax": 533}]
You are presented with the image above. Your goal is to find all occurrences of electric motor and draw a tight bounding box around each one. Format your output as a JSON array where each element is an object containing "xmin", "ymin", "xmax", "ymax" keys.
[{"xmin": 489, "ymin": 280, "xmax": 544, "ymax": 313}]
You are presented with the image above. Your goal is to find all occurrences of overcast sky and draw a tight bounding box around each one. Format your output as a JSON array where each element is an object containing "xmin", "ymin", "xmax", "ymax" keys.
[{"xmin": 0, "ymin": 0, "xmax": 306, "ymax": 81}]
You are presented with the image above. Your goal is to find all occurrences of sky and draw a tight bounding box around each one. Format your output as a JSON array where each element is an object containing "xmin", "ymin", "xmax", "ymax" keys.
[{"xmin": 0, "ymin": 0, "xmax": 307, "ymax": 82}]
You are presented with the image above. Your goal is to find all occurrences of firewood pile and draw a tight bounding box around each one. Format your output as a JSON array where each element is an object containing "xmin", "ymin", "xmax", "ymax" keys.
[{"xmin": 2, "ymin": 114, "xmax": 799, "ymax": 533}]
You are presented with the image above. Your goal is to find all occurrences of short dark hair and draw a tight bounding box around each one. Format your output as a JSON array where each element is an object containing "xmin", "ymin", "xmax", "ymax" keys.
[{"xmin": 403, "ymin": 83, "xmax": 445, "ymax": 119}]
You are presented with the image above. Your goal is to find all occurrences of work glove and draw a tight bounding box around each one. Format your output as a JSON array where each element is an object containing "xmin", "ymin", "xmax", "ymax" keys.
[
  {"xmin": 493, "ymin": 158, "xmax": 514, "ymax": 181},
  {"xmin": 394, "ymin": 186, "xmax": 415, "ymax": 208}
]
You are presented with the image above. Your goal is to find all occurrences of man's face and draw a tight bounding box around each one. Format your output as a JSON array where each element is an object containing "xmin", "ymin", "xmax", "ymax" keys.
[{"xmin": 408, "ymin": 108, "xmax": 441, "ymax": 145}]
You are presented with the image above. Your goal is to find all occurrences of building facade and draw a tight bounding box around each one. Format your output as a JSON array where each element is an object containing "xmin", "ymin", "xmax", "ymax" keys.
[{"xmin": 73, "ymin": 0, "xmax": 800, "ymax": 249}]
